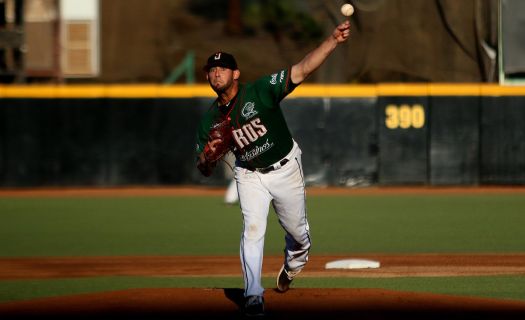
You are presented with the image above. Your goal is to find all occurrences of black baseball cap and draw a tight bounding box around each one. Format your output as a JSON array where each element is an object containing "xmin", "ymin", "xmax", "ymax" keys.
[{"xmin": 203, "ymin": 51, "xmax": 238, "ymax": 71}]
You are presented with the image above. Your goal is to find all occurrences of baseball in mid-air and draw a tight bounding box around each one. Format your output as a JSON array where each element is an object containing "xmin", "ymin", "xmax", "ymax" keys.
[{"xmin": 341, "ymin": 3, "xmax": 354, "ymax": 16}]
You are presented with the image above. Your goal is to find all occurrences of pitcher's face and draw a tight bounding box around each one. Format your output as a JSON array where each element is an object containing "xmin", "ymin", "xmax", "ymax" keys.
[{"xmin": 207, "ymin": 67, "xmax": 235, "ymax": 93}]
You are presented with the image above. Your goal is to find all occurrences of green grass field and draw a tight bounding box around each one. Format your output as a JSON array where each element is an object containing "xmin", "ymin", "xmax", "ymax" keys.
[{"xmin": 1, "ymin": 192, "xmax": 525, "ymax": 303}]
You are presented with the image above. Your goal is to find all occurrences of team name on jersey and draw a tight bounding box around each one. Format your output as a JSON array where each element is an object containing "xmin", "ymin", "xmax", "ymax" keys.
[{"xmin": 233, "ymin": 117, "xmax": 267, "ymax": 149}]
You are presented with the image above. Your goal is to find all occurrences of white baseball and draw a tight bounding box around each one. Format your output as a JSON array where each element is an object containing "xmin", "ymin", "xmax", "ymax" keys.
[{"xmin": 341, "ymin": 3, "xmax": 354, "ymax": 17}]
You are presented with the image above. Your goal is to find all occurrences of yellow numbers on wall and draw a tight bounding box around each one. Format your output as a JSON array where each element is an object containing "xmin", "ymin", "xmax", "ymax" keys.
[{"xmin": 385, "ymin": 104, "xmax": 425, "ymax": 129}]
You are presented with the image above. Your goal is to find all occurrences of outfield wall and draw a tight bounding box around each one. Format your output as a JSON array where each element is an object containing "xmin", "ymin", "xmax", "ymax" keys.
[{"xmin": 0, "ymin": 84, "xmax": 524, "ymax": 187}]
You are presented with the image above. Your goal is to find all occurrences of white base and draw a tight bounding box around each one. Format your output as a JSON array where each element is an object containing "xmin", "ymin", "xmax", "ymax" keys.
[{"xmin": 325, "ymin": 259, "xmax": 380, "ymax": 269}]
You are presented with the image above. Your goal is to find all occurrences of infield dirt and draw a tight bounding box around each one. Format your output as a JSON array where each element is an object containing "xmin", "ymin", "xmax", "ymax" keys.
[{"xmin": 2, "ymin": 254, "xmax": 525, "ymax": 279}]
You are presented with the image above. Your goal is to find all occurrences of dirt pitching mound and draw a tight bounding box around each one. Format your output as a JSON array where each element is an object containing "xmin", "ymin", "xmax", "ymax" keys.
[{"xmin": 1, "ymin": 288, "xmax": 525, "ymax": 319}]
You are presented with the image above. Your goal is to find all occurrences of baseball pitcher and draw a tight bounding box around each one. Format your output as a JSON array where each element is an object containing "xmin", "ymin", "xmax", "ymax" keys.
[{"xmin": 195, "ymin": 20, "xmax": 351, "ymax": 317}]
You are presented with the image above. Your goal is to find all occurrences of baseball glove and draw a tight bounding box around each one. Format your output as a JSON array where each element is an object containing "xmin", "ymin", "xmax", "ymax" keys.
[{"xmin": 203, "ymin": 116, "xmax": 233, "ymax": 163}]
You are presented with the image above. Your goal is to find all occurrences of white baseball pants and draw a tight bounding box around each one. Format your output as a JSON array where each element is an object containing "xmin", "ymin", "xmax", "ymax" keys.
[{"xmin": 234, "ymin": 141, "xmax": 311, "ymax": 297}]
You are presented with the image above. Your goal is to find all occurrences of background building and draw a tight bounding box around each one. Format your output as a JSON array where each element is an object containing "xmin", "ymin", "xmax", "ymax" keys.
[{"xmin": 2, "ymin": 0, "xmax": 523, "ymax": 84}]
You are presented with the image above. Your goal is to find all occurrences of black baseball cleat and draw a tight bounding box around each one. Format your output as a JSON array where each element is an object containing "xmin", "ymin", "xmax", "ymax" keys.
[
  {"xmin": 244, "ymin": 295, "xmax": 265, "ymax": 317},
  {"xmin": 276, "ymin": 264, "xmax": 301, "ymax": 293}
]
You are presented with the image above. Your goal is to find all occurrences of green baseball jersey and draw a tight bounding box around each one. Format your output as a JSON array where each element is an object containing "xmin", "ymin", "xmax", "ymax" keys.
[{"xmin": 196, "ymin": 67, "xmax": 298, "ymax": 169}]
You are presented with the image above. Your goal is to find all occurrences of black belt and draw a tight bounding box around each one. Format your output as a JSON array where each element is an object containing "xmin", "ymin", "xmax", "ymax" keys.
[{"xmin": 252, "ymin": 158, "xmax": 290, "ymax": 174}]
